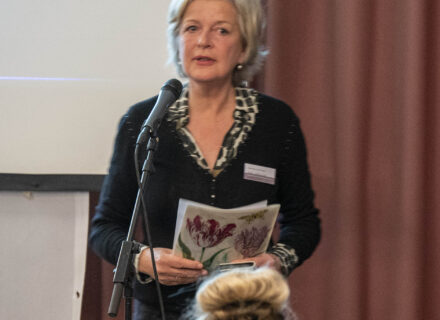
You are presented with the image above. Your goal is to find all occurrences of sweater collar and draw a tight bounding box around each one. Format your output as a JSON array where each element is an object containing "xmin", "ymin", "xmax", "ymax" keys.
[{"xmin": 166, "ymin": 86, "xmax": 259, "ymax": 129}]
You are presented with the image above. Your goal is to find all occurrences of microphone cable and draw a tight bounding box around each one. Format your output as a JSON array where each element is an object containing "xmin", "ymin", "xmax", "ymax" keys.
[{"xmin": 134, "ymin": 140, "xmax": 166, "ymax": 320}]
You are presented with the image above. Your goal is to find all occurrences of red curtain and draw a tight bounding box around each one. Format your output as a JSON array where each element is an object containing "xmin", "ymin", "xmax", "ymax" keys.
[{"xmin": 262, "ymin": 1, "xmax": 440, "ymax": 319}]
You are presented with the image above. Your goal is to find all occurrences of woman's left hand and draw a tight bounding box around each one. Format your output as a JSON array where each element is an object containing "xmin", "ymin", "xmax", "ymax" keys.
[{"xmin": 231, "ymin": 253, "xmax": 281, "ymax": 271}]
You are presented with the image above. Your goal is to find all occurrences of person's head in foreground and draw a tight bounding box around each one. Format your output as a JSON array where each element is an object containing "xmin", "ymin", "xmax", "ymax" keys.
[{"xmin": 184, "ymin": 267, "xmax": 297, "ymax": 320}]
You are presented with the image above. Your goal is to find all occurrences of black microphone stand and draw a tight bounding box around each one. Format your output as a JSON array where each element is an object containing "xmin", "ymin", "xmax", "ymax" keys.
[{"xmin": 108, "ymin": 129, "xmax": 166, "ymax": 320}]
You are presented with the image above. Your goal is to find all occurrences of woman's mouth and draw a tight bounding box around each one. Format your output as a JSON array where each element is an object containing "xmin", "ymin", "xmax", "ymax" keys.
[{"xmin": 194, "ymin": 56, "xmax": 215, "ymax": 65}]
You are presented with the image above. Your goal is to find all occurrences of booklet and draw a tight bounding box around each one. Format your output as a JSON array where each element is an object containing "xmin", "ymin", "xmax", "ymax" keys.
[{"xmin": 172, "ymin": 199, "xmax": 280, "ymax": 271}]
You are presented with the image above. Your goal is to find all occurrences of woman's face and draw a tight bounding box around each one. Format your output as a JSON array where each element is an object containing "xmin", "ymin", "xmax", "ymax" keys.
[{"xmin": 178, "ymin": 0, "xmax": 245, "ymax": 86}]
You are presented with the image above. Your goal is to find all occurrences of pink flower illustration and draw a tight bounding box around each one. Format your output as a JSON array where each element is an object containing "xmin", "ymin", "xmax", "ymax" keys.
[
  {"xmin": 234, "ymin": 226, "xmax": 270, "ymax": 257},
  {"xmin": 186, "ymin": 215, "xmax": 236, "ymax": 248}
]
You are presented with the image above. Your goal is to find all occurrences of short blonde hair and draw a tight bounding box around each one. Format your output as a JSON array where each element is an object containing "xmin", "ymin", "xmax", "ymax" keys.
[
  {"xmin": 190, "ymin": 268, "xmax": 293, "ymax": 320},
  {"xmin": 167, "ymin": 0, "xmax": 268, "ymax": 86}
]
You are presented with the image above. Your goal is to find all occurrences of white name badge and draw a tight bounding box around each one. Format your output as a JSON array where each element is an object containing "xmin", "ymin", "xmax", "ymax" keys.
[{"xmin": 243, "ymin": 163, "xmax": 276, "ymax": 185}]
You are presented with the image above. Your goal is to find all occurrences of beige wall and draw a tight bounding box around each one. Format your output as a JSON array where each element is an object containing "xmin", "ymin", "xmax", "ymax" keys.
[
  {"xmin": 0, "ymin": 192, "xmax": 89, "ymax": 320},
  {"xmin": 0, "ymin": 0, "xmax": 176, "ymax": 174}
]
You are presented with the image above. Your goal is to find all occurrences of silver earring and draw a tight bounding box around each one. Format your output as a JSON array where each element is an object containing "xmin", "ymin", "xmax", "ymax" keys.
[{"xmin": 236, "ymin": 64, "xmax": 243, "ymax": 71}]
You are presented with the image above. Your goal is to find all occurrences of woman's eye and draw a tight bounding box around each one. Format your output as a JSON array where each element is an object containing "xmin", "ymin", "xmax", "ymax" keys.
[
  {"xmin": 218, "ymin": 28, "xmax": 229, "ymax": 35},
  {"xmin": 185, "ymin": 25, "xmax": 198, "ymax": 32}
]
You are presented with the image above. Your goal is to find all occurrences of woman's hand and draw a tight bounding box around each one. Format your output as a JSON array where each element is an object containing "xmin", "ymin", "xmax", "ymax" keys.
[
  {"xmin": 138, "ymin": 247, "xmax": 208, "ymax": 286},
  {"xmin": 231, "ymin": 253, "xmax": 281, "ymax": 272}
]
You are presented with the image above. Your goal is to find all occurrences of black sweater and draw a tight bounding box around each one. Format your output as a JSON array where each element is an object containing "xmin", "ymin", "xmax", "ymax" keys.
[{"xmin": 89, "ymin": 93, "xmax": 320, "ymax": 311}]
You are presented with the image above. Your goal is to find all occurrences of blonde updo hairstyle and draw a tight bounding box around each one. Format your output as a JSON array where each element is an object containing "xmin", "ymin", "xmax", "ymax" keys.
[
  {"xmin": 167, "ymin": 0, "xmax": 268, "ymax": 87},
  {"xmin": 192, "ymin": 268, "xmax": 291, "ymax": 320}
]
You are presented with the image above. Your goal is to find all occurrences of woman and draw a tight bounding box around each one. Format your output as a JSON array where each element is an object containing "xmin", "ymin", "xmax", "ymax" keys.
[
  {"xmin": 89, "ymin": 0, "xmax": 320, "ymax": 319},
  {"xmin": 183, "ymin": 267, "xmax": 298, "ymax": 320}
]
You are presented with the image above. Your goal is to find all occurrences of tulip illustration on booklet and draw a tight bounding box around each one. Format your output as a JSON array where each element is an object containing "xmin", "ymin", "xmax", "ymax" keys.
[{"xmin": 172, "ymin": 199, "xmax": 280, "ymax": 271}]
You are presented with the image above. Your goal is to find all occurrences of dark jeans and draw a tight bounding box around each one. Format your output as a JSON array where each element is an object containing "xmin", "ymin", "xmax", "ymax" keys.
[{"xmin": 133, "ymin": 299, "xmax": 182, "ymax": 320}]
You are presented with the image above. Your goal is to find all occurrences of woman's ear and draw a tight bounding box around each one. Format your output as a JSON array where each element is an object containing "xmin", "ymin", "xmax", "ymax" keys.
[{"xmin": 238, "ymin": 49, "xmax": 247, "ymax": 66}]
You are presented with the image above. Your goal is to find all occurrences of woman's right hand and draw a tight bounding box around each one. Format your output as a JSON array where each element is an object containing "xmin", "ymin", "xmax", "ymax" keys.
[{"xmin": 138, "ymin": 247, "xmax": 208, "ymax": 286}]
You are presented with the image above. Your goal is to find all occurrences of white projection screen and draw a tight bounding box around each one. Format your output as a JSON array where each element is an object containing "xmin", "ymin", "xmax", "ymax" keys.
[{"xmin": 0, "ymin": 0, "xmax": 177, "ymax": 174}]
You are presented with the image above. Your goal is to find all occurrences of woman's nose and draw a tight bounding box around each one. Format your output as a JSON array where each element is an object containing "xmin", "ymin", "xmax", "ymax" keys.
[{"xmin": 197, "ymin": 31, "xmax": 211, "ymax": 47}]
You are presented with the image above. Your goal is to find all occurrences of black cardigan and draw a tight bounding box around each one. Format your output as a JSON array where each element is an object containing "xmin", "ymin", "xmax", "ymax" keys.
[{"xmin": 89, "ymin": 92, "xmax": 321, "ymax": 312}]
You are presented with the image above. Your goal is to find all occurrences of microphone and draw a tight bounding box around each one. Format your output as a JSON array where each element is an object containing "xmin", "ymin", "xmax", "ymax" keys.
[{"xmin": 136, "ymin": 78, "xmax": 183, "ymax": 144}]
